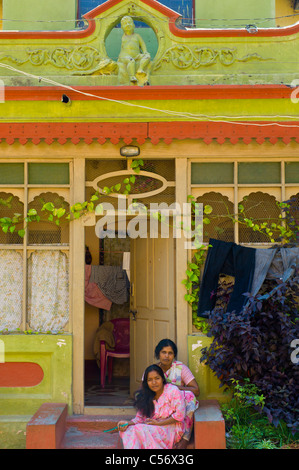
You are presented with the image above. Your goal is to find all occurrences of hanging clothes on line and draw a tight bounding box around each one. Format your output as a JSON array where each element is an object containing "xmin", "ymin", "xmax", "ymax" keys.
[
  {"xmin": 90, "ymin": 265, "xmax": 130, "ymax": 305},
  {"xmin": 251, "ymin": 245, "xmax": 299, "ymax": 296},
  {"xmin": 197, "ymin": 239, "xmax": 256, "ymax": 318},
  {"xmin": 85, "ymin": 264, "xmax": 112, "ymax": 310},
  {"xmin": 197, "ymin": 239, "xmax": 299, "ymax": 318}
]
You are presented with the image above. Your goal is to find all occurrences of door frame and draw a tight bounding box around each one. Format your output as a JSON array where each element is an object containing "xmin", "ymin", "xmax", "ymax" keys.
[{"xmin": 72, "ymin": 157, "xmax": 190, "ymax": 414}]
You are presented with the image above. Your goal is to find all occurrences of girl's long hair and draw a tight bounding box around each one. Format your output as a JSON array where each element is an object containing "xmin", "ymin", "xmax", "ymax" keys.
[{"xmin": 134, "ymin": 364, "xmax": 166, "ymax": 418}]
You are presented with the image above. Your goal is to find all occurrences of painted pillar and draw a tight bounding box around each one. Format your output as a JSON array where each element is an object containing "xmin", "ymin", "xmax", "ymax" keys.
[
  {"xmin": 72, "ymin": 158, "xmax": 85, "ymax": 414},
  {"xmin": 175, "ymin": 158, "xmax": 189, "ymax": 365}
]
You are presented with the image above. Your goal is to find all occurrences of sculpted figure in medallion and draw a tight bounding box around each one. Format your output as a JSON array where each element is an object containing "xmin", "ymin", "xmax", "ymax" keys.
[{"xmin": 117, "ymin": 16, "xmax": 151, "ymax": 86}]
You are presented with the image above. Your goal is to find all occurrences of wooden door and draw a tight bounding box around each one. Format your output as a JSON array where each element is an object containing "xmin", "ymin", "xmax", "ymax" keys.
[{"xmin": 130, "ymin": 233, "xmax": 175, "ymax": 395}]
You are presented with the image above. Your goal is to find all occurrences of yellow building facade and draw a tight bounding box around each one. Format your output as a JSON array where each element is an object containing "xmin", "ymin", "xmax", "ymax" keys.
[{"xmin": 0, "ymin": 0, "xmax": 298, "ymax": 448}]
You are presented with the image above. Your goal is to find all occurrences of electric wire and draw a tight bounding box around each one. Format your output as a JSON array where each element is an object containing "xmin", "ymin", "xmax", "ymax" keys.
[
  {"xmin": 0, "ymin": 61, "xmax": 299, "ymax": 129},
  {"xmin": 0, "ymin": 11, "xmax": 299, "ymax": 31},
  {"xmin": 0, "ymin": 12, "xmax": 299, "ymax": 24}
]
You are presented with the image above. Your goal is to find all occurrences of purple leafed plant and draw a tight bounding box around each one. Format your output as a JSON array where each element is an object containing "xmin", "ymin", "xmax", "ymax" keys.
[{"xmin": 200, "ymin": 269, "xmax": 299, "ymax": 433}]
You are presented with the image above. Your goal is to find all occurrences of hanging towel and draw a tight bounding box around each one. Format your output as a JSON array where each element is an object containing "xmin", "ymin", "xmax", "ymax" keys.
[
  {"xmin": 85, "ymin": 265, "xmax": 112, "ymax": 310},
  {"xmin": 251, "ymin": 248, "xmax": 277, "ymax": 296},
  {"xmin": 90, "ymin": 265, "xmax": 130, "ymax": 305},
  {"xmin": 251, "ymin": 246, "xmax": 299, "ymax": 296},
  {"xmin": 122, "ymin": 252, "xmax": 130, "ymax": 281}
]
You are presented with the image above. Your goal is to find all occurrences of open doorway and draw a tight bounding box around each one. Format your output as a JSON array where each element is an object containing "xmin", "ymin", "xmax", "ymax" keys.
[
  {"xmin": 84, "ymin": 227, "xmax": 133, "ymax": 407},
  {"xmin": 82, "ymin": 157, "xmax": 177, "ymax": 407}
]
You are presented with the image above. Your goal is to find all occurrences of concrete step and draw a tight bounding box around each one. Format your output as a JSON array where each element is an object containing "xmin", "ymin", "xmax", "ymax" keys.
[
  {"xmin": 62, "ymin": 426, "xmax": 121, "ymax": 449},
  {"xmin": 65, "ymin": 414, "xmax": 135, "ymax": 432},
  {"xmin": 61, "ymin": 414, "xmax": 135, "ymax": 449}
]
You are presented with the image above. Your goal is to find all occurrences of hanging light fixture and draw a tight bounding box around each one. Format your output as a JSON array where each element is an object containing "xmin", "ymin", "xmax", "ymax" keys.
[{"xmin": 120, "ymin": 145, "xmax": 140, "ymax": 157}]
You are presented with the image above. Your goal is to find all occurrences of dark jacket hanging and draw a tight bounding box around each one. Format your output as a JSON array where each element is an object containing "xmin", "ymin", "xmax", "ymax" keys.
[{"xmin": 197, "ymin": 238, "xmax": 256, "ymax": 318}]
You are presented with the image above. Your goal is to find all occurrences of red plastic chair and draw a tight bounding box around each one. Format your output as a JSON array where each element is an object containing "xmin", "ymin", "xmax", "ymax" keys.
[{"xmin": 100, "ymin": 318, "xmax": 130, "ymax": 388}]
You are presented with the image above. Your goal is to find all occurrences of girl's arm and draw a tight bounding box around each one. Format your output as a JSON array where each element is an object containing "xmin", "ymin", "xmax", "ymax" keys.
[
  {"xmin": 117, "ymin": 419, "xmax": 135, "ymax": 431},
  {"xmin": 117, "ymin": 408, "xmax": 146, "ymax": 430},
  {"xmin": 145, "ymin": 416, "xmax": 178, "ymax": 426}
]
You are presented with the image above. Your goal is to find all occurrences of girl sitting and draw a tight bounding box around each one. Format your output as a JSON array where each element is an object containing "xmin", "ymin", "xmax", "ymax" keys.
[{"xmin": 117, "ymin": 364, "xmax": 186, "ymax": 449}]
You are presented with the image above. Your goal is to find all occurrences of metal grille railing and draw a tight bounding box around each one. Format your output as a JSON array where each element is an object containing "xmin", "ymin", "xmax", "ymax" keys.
[
  {"xmin": 0, "ymin": 192, "xmax": 24, "ymax": 245},
  {"xmin": 28, "ymin": 192, "xmax": 70, "ymax": 245},
  {"xmin": 85, "ymin": 159, "xmax": 175, "ymax": 209},
  {"xmin": 196, "ymin": 192, "xmax": 235, "ymax": 243},
  {"xmin": 239, "ymin": 192, "xmax": 281, "ymax": 243}
]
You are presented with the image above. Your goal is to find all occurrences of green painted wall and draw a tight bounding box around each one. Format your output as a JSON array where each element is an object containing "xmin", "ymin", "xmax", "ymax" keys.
[
  {"xmin": 3, "ymin": 0, "xmax": 77, "ymax": 31},
  {"xmin": 187, "ymin": 335, "xmax": 230, "ymax": 403},
  {"xmin": 0, "ymin": 416, "xmax": 29, "ymax": 449},
  {"xmin": 195, "ymin": 0, "xmax": 276, "ymax": 28},
  {"xmin": 0, "ymin": 334, "xmax": 73, "ymax": 416}
]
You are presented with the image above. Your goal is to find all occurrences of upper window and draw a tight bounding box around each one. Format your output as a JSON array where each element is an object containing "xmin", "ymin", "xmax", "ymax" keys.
[
  {"xmin": 191, "ymin": 160, "xmax": 299, "ymax": 245},
  {"xmin": 0, "ymin": 162, "xmax": 70, "ymax": 332}
]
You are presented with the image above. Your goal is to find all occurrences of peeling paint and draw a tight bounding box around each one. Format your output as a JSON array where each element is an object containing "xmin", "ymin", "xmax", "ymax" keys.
[{"xmin": 191, "ymin": 340, "xmax": 203, "ymax": 351}]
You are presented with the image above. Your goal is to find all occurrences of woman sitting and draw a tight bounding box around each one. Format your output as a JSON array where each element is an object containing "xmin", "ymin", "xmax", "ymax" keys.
[
  {"xmin": 154, "ymin": 338, "xmax": 200, "ymax": 449},
  {"xmin": 117, "ymin": 364, "xmax": 186, "ymax": 449}
]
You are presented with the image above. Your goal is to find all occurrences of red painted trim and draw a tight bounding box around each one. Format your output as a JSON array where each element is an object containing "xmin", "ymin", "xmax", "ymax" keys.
[
  {"xmin": 148, "ymin": 121, "xmax": 299, "ymax": 145},
  {"xmin": 0, "ymin": 122, "xmax": 148, "ymax": 145},
  {"xmin": 0, "ymin": 0, "xmax": 298, "ymax": 40},
  {"xmin": 0, "ymin": 121, "xmax": 298, "ymax": 145},
  {"xmin": 0, "ymin": 362, "xmax": 44, "ymax": 387},
  {"xmin": 3, "ymin": 85, "xmax": 294, "ymax": 101}
]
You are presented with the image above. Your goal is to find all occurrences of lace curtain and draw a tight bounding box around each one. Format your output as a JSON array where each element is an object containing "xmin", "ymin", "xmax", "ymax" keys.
[
  {"xmin": 27, "ymin": 251, "xmax": 69, "ymax": 332},
  {"xmin": 0, "ymin": 250, "xmax": 23, "ymax": 330}
]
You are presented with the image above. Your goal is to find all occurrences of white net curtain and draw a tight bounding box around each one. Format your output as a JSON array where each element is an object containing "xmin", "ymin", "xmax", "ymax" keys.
[
  {"xmin": 0, "ymin": 250, "xmax": 23, "ymax": 330},
  {"xmin": 0, "ymin": 250, "xmax": 69, "ymax": 332},
  {"xmin": 27, "ymin": 251, "xmax": 69, "ymax": 332}
]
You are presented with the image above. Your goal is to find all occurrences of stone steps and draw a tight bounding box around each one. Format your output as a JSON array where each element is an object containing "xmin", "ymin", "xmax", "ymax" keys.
[
  {"xmin": 62, "ymin": 414, "xmax": 135, "ymax": 449},
  {"xmin": 26, "ymin": 401, "xmax": 226, "ymax": 449}
]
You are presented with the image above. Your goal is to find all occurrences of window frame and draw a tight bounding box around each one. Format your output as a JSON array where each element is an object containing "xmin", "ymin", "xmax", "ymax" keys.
[
  {"xmin": 0, "ymin": 160, "xmax": 72, "ymax": 332},
  {"xmin": 189, "ymin": 158, "xmax": 299, "ymax": 246}
]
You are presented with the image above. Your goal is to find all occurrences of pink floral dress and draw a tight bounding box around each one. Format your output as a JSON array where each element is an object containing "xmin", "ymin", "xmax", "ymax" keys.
[
  {"xmin": 164, "ymin": 360, "xmax": 199, "ymax": 441},
  {"xmin": 119, "ymin": 383, "xmax": 186, "ymax": 449}
]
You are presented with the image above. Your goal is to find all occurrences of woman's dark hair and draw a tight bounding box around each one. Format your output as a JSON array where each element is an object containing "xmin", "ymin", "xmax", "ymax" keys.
[
  {"xmin": 154, "ymin": 338, "xmax": 177, "ymax": 360},
  {"xmin": 134, "ymin": 364, "xmax": 166, "ymax": 418}
]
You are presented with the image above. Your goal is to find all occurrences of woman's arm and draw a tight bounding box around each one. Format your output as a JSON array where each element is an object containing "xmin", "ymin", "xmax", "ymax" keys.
[
  {"xmin": 177, "ymin": 378, "xmax": 200, "ymax": 396},
  {"xmin": 179, "ymin": 365, "xmax": 200, "ymax": 395}
]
